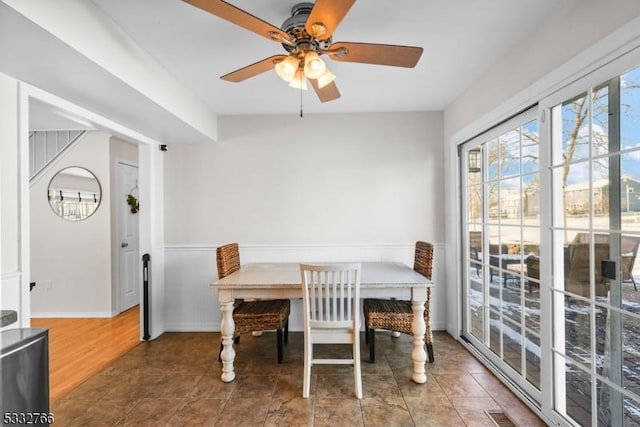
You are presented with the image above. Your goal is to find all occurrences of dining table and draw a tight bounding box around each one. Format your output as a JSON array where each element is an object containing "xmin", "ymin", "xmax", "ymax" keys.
[{"xmin": 211, "ymin": 261, "xmax": 434, "ymax": 384}]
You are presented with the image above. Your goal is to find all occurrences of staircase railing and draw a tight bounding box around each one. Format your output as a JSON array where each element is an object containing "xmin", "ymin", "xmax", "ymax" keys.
[{"xmin": 29, "ymin": 130, "xmax": 86, "ymax": 183}]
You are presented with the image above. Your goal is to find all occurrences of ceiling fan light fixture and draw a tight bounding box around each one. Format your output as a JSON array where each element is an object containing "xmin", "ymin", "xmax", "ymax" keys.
[
  {"xmin": 275, "ymin": 55, "xmax": 299, "ymax": 82},
  {"xmin": 303, "ymin": 51, "xmax": 326, "ymax": 79},
  {"xmin": 289, "ymin": 68, "xmax": 308, "ymax": 90},
  {"xmin": 316, "ymin": 67, "xmax": 336, "ymax": 89}
]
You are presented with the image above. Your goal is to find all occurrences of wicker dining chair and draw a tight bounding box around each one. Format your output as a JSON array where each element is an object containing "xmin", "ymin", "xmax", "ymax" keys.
[
  {"xmin": 363, "ymin": 241, "xmax": 434, "ymax": 363},
  {"xmin": 216, "ymin": 243, "xmax": 290, "ymax": 363}
]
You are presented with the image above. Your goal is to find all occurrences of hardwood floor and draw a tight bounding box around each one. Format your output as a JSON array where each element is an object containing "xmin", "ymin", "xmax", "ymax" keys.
[{"xmin": 31, "ymin": 306, "xmax": 141, "ymax": 402}]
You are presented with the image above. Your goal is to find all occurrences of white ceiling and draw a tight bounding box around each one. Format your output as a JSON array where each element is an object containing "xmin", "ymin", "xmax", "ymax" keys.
[
  {"xmin": 92, "ymin": 0, "xmax": 560, "ymax": 115},
  {"xmin": 2, "ymin": 0, "xmax": 561, "ymax": 140}
]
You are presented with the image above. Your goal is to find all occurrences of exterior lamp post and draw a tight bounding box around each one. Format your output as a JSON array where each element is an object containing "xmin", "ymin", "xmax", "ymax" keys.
[{"xmin": 468, "ymin": 148, "xmax": 481, "ymax": 173}]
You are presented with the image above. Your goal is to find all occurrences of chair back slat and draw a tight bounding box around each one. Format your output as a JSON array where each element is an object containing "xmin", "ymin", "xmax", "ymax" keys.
[
  {"xmin": 216, "ymin": 243, "xmax": 240, "ymax": 279},
  {"xmin": 414, "ymin": 241, "xmax": 434, "ymax": 280},
  {"xmin": 301, "ymin": 263, "xmax": 361, "ymax": 329}
]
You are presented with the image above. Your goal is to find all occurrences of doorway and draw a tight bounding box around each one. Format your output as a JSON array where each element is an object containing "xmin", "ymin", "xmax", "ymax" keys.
[
  {"xmin": 27, "ymin": 100, "xmax": 144, "ymax": 400},
  {"xmin": 28, "ymin": 128, "xmax": 140, "ymax": 318}
]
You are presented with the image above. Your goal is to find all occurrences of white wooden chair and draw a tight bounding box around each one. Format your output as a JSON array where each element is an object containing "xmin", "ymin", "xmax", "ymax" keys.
[{"xmin": 299, "ymin": 263, "xmax": 362, "ymax": 399}]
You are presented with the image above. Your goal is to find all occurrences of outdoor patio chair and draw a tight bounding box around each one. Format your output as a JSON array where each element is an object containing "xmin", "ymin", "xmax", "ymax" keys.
[
  {"xmin": 572, "ymin": 233, "xmax": 639, "ymax": 292},
  {"xmin": 565, "ymin": 242, "xmax": 610, "ymax": 297},
  {"xmin": 489, "ymin": 243, "xmax": 511, "ymax": 283},
  {"xmin": 621, "ymin": 236, "xmax": 640, "ymax": 291},
  {"xmin": 524, "ymin": 254, "xmax": 540, "ymax": 294},
  {"xmin": 469, "ymin": 230, "xmax": 482, "ymax": 274}
]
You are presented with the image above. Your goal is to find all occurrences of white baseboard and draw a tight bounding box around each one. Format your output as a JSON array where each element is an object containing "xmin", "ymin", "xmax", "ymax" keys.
[
  {"xmin": 164, "ymin": 323, "xmax": 218, "ymax": 332},
  {"xmin": 31, "ymin": 311, "xmax": 114, "ymax": 318},
  {"xmin": 432, "ymin": 322, "xmax": 446, "ymax": 331}
]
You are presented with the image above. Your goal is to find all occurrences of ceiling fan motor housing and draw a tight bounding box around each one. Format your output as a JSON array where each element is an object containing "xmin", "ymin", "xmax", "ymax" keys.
[{"xmin": 281, "ymin": 2, "xmax": 331, "ymax": 54}]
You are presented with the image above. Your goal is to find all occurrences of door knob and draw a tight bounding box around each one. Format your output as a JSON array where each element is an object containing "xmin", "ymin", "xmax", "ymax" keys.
[{"xmin": 121, "ymin": 242, "xmax": 129, "ymax": 248}]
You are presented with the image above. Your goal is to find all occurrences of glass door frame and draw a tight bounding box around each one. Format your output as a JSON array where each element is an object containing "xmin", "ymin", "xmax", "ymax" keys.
[
  {"xmin": 540, "ymin": 47, "xmax": 640, "ymax": 427},
  {"xmin": 457, "ymin": 39, "xmax": 640, "ymax": 427},
  {"xmin": 460, "ymin": 106, "xmax": 544, "ymax": 408}
]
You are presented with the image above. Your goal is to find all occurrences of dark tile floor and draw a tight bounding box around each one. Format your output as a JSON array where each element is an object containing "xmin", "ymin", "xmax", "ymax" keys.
[{"xmin": 52, "ymin": 331, "xmax": 546, "ymax": 426}]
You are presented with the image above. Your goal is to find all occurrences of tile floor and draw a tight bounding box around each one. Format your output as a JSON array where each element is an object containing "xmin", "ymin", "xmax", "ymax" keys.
[{"xmin": 52, "ymin": 331, "xmax": 546, "ymax": 426}]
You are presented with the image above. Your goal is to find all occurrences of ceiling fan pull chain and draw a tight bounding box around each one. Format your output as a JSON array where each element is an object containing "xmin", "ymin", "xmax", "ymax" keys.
[{"xmin": 300, "ymin": 79, "xmax": 304, "ymax": 118}]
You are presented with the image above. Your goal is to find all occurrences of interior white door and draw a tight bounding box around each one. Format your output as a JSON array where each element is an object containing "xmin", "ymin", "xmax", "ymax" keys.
[{"xmin": 117, "ymin": 162, "xmax": 140, "ymax": 312}]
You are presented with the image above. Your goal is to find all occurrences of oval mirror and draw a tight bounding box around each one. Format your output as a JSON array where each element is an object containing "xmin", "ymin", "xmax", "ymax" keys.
[{"xmin": 47, "ymin": 166, "xmax": 102, "ymax": 221}]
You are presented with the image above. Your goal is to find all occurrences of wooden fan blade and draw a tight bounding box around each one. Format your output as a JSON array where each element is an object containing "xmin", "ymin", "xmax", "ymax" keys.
[
  {"xmin": 183, "ymin": 0, "xmax": 291, "ymax": 43},
  {"xmin": 309, "ymin": 79, "xmax": 341, "ymax": 103},
  {"xmin": 305, "ymin": 0, "xmax": 355, "ymax": 40},
  {"xmin": 328, "ymin": 42, "xmax": 423, "ymax": 68},
  {"xmin": 221, "ymin": 55, "xmax": 286, "ymax": 82}
]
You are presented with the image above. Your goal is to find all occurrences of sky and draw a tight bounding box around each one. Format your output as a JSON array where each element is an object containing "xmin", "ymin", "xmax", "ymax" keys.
[{"xmin": 562, "ymin": 64, "xmax": 640, "ymax": 185}]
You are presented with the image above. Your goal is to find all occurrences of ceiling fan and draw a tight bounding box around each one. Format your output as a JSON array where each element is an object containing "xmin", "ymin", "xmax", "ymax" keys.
[{"xmin": 183, "ymin": 0, "xmax": 424, "ymax": 103}]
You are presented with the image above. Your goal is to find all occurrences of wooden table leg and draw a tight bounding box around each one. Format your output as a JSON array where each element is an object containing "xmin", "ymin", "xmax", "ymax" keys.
[
  {"xmin": 219, "ymin": 293, "xmax": 236, "ymax": 382},
  {"xmin": 411, "ymin": 289, "xmax": 427, "ymax": 384}
]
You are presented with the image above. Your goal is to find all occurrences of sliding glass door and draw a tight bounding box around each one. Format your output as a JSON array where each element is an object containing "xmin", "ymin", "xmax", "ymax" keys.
[
  {"xmin": 548, "ymin": 63, "xmax": 640, "ymax": 427},
  {"xmin": 460, "ymin": 58, "xmax": 640, "ymax": 426},
  {"xmin": 461, "ymin": 107, "xmax": 542, "ymax": 404}
]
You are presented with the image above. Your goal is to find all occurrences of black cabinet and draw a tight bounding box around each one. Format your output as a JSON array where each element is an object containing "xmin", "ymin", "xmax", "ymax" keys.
[{"xmin": 1, "ymin": 328, "xmax": 49, "ymax": 426}]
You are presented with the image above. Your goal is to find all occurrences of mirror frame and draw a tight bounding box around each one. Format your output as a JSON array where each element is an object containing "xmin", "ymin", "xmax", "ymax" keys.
[{"xmin": 47, "ymin": 166, "xmax": 102, "ymax": 221}]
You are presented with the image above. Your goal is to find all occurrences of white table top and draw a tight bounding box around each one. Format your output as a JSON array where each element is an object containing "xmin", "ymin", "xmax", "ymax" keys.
[{"xmin": 212, "ymin": 261, "xmax": 432, "ymax": 290}]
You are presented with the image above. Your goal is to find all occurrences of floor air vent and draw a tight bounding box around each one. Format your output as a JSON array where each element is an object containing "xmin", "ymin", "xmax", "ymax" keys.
[{"xmin": 485, "ymin": 410, "xmax": 517, "ymax": 427}]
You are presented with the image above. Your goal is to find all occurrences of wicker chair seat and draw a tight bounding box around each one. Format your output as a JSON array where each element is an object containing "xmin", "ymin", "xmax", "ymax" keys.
[
  {"xmin": 363, "ymin": 292, "xmax": 434, "ymax": 363},
  {"xmin": 233, "ymin": 299, "xmax": 291, "ymax": 336},
  {"xmin": 363, "ymin": 298, "xmax": 417, "ymax": 334},
  {"xmin": 363, "ymin": 295, "xmax": 433, "ymax": 340}
]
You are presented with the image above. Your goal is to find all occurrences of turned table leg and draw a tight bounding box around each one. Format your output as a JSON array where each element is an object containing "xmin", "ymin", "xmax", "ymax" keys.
[
  {"xmin": 219, "ymin": 296, "xmax": 236, "ymax": 382},
  {"xmin": 411, "ymin": 289, "xmax": 427, "ymax": 384}
]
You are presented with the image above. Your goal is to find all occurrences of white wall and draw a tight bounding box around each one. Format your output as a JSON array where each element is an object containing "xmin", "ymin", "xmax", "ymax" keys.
[
  {"xmin": 442, "ymin": 0, "xmax": 640, "ymax": 335},
  {"xmin": 30, "ymin": 131, "xmax": 114, "ymax": 316},
  {"xmin": 165, "ymin": 112, "xmax": 444, "ymax": 244},
  {"xmin": 139, "ymin": 142, "xmax": 166, "ymax": 339},
  {"xmin": 0, "ymin": 74, "xmax": 19, "ymax": 274},
  {"xmin": 163, "ymin": 111, "xmax": 446, "ymax": 331},
  {"xmin": 1, "ymin": 0, "xmax": 217, "ymax": 142},
  {"xmin": 0, "ymin": 72, "xmax": 23, "ymax": 328},
  {"xmin": 445, "ymin": 0, "xmax": 640, "ymax": 141}
]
